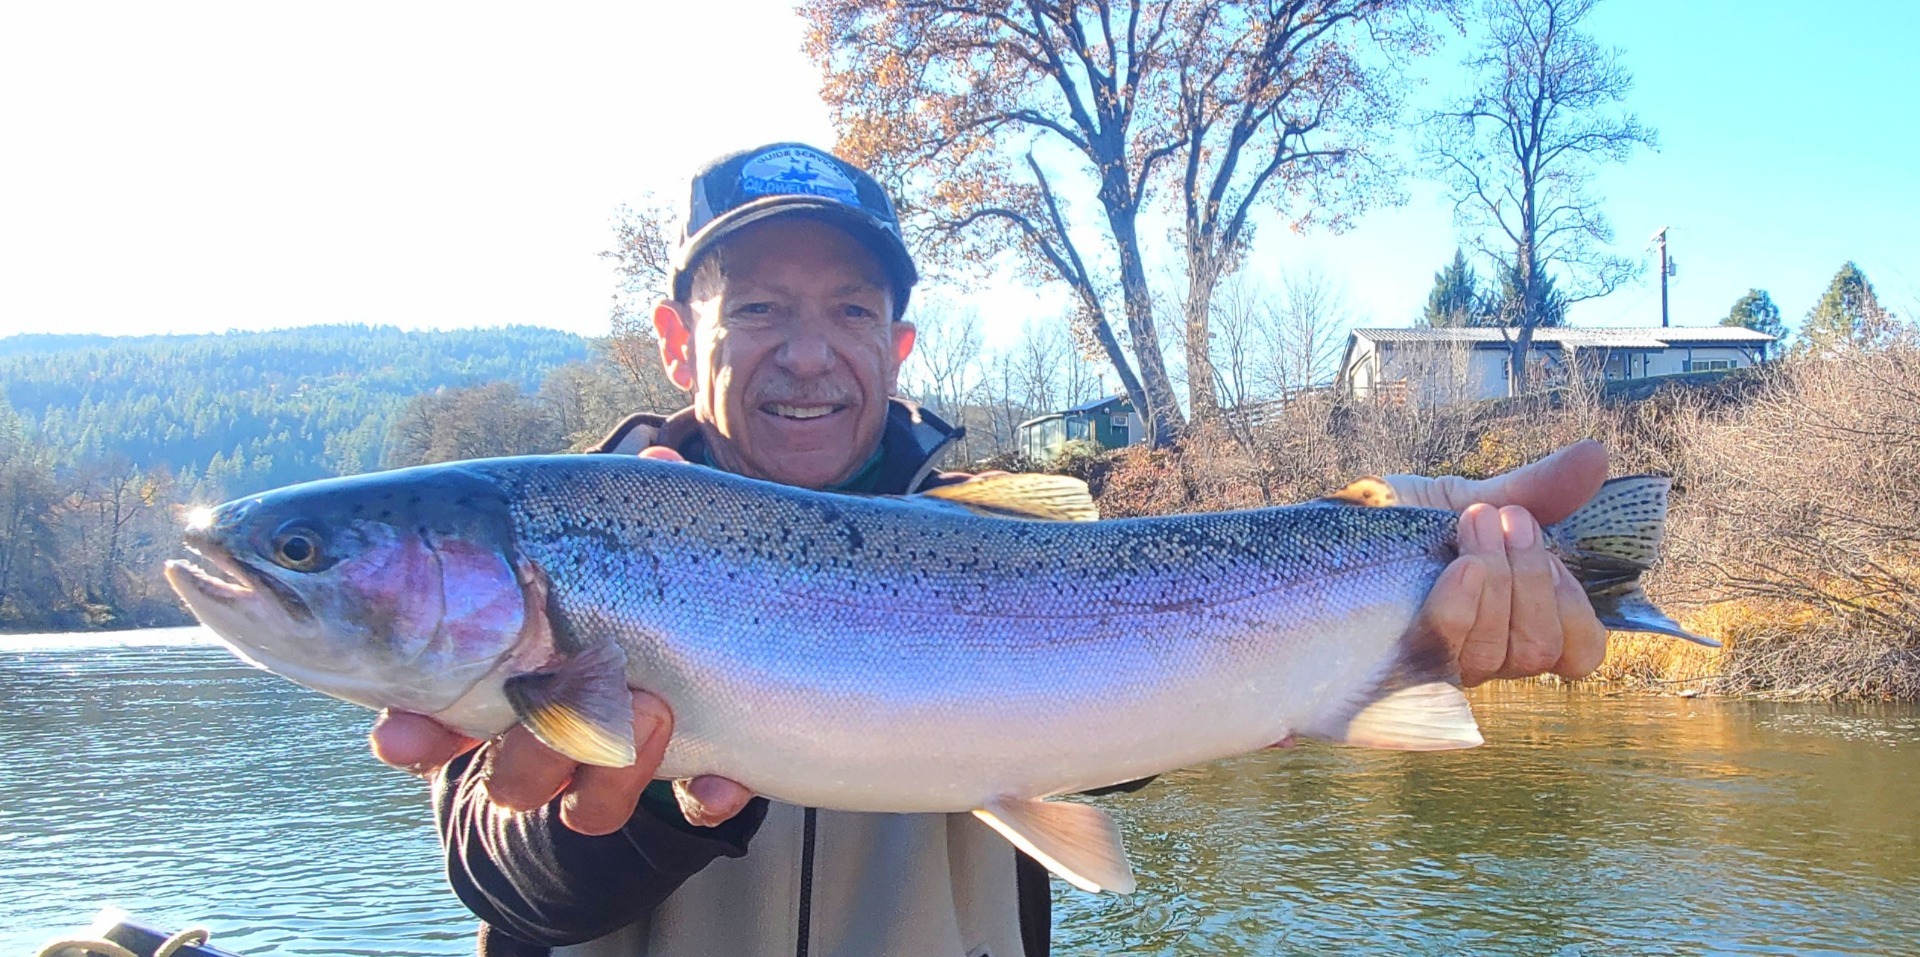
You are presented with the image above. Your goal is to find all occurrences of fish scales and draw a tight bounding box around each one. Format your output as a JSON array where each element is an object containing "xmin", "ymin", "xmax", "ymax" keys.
[{"xmin": 470, "ymin": 457, "xmax": 1457, "ymax": 810}]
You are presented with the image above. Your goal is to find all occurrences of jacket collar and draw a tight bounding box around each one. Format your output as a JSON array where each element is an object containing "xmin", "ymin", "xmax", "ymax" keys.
[{"xmin": 588, "ymin": 398, "xmax": 963, "ymax": 494}]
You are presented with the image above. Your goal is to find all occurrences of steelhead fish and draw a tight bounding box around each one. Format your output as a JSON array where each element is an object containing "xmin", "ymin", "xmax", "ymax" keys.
[{"xmin": 163, "ymin": 456, "xmax": 1710, "ymax": 893}]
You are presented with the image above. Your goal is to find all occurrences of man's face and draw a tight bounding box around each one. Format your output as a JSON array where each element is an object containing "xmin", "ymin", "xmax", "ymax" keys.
[{"xmin": 654, "ymin": 217, "xmax": 916, "ymax": 489}]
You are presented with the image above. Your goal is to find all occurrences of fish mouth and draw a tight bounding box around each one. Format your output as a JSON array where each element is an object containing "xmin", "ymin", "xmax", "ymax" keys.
[{"xmin": 165, "ymin": 542, "xmax": 312, "ymax": 622}]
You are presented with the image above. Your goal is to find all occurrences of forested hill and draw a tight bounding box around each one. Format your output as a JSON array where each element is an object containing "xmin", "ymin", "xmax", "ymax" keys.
[{"xmin": 0, "ymin": 325, "xmax": 592, "ymax": 493}]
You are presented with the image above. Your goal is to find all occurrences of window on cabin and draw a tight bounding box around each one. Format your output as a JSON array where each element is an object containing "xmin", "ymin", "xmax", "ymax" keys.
[{"xmin": 1685, "ymin": 359, "xmax": 1734, "ymax": 372}]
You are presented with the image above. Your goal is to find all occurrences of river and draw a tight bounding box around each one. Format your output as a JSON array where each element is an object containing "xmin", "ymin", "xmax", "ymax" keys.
[{"xmin": 3, "ymin": 629, "xmax": 1916, "ymax": 956}]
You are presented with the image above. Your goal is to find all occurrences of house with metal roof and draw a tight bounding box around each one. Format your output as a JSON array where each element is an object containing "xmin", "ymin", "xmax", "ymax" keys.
[
  {"xmin": 1337, "ymin": 326, "xmax": 1779, "ymax": 405},
  {"xmin": 1015, "ymin": 394, "xmax": 1145, "ymax": 461}
]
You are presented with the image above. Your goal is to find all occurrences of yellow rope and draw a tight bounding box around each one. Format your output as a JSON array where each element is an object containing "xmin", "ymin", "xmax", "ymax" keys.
[
  {"xmin": 36, "ymin": 926, "xmax": 212, "ymax": 957},
  {"xmin": 35, "ymin": 940, "xmax": 138, "ymax": 957}
]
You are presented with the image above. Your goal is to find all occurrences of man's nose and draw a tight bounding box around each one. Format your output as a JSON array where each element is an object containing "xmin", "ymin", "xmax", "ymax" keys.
[{"xmin": 774, "ymin": 310, "xmax": 836, "ymax": 376}]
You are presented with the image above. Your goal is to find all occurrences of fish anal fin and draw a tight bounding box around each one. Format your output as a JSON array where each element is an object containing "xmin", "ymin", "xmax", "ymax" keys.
[
  {"xmin": 503, "ymin": 637, "xmax": 636, "ymax": 767},
  {"xmin": 973, "ymin": 798, "xmax": 1136, "ymax": 894},
  {"xmin": 916, "ymin": 474, "xmax": 1099, "ymax": 522},
  {"xmin": 1307, "ymin": 630, "xmax": 1483, "ymax": 751},
  {"xmin": 1337, "ymin": 680, "xmax": 1484, "ymax": 750},
  {"xmin": 1315, "ymin": 476, "xmax": 1400, "ymax": 508}
]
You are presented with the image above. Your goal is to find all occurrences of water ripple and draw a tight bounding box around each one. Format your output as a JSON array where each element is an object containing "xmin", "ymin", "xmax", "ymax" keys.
[{"xmin": 4, "ymin": 636, "xmax": 1917, "ymax": 956}]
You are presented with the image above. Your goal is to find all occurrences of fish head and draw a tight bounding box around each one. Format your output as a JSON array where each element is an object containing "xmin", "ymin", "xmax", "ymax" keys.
[{"xmin": 163, "ymin": 468, "xmax": 534, "ymax": 718}]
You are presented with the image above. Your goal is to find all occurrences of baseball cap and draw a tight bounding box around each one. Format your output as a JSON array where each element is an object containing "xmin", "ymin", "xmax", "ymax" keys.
[{"xmin": 667, "ymin": 143, "xmax": 919, "ymax": 318}]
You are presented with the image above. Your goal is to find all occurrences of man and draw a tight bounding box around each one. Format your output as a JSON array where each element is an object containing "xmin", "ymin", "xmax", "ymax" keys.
[{"xmin": 372, "ymin": 143, "xmax": 1612, "ymax": 956}]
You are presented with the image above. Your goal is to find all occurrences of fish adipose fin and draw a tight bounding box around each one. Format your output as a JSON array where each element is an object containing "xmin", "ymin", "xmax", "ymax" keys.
[
  {"xmin": 973, "ymin": 797, "xmax": 1136, "ymax": 894},
  {"xmin": 503, "ymin": 637, "xmax": 636, "ymax": 767},
  {"xmin": 1314, "ymin": 476, "xmax": 1400, "ymax": 508},
  {"xmin": 1545, "ymin": 475, "xmax": 1719, "ymax": 648},
  {"xmin": 916, "ymin": 474, "xmax": 1100, "ymax": 522}
]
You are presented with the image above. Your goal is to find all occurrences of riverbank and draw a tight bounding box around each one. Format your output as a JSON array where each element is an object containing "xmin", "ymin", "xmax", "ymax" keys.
[
  {"xmin": 1066, "ymin": 345, "xmax": 1920, "ymax": 701},
  {"xmin": 0, "ymin": 604, "xmax": 191, "ymax": 636}
]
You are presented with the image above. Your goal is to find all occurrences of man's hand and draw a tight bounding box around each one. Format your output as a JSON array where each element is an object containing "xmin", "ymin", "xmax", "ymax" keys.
[
  {"xmin": 367, "ymin": 446, "xmax": 755, "ymax": 836},
  {"xmin": 1386, "ymin": 440, "xmax": 1611, "ymax": 686}
]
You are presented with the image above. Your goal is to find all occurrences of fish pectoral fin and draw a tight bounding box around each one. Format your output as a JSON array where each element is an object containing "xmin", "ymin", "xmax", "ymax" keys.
[
  {"xmin": 973, "ymin": 797, "xmax": 1135, "ymax": 894},
  {"xmin": 503, "ymin": 639, "xmax": 636, "ymax": 768},
  {"xmin": 1332, "ymin": 680, "xmax": 1484, "ymax": 751},
  {"xmin": 915, "ymin": 474, "xmax": 1099, "ymax": 522}
]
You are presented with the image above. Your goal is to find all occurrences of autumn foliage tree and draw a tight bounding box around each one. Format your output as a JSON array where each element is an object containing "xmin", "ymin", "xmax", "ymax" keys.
[{"xmin": 804, "ymin": 0, "xmax": 1437, "ymax": 445}]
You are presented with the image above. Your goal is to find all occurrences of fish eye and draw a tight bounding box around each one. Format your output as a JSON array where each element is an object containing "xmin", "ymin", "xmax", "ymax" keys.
[{"xmin": 270, "ymin": 525, "xmax": 331, "ymax": 572}]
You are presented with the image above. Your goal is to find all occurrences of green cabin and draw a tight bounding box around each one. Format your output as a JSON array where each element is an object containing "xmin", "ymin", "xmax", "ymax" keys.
[{"xmin": 1015, "ymin": 394, "xmax": 1144, "ymax": 461}]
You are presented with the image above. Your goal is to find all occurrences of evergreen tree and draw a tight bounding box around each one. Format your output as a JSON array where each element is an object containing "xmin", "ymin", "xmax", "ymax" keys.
[
  {"xmin": 1722, "ymin": 289, "xmax": 1788, "ymax": 344},
  {"xmin": 1802, "ymin": 263, "xmax": 1897, "ymax": 354},
  {"xmin": 1422, "ymin": 249, "xmax": 1486, "ymax": 328},
  {"xmin": 1489, "ymin": 262, "xmax": 1566, "ymax": 328}
]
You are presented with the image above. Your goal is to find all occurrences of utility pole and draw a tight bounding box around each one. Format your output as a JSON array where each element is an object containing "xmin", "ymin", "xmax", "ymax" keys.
[{"xmin": 1649, "ymin": 226, "xmax": 1674, "ymax": 328}]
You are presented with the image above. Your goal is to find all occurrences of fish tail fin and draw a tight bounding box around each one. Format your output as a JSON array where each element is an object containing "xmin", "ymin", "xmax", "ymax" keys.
[
  {"xmin": 1305, "ymin": 630, "xmax": 1484, "ymax": 751},
  {"xmin": 1546, "ymin": 476, "xmax": 1720, "ymax": 648}
]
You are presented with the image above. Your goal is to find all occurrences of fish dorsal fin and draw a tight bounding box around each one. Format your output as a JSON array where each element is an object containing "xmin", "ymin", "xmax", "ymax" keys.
[
  {"xmin": 503, "ymin": 637, "xmax": 636, "ymax": 767},
  {"xmin": 1315, "ymin": 476, "xmax": 1399, "ymax": 508},
  {"xmin": 917, "ymin": 474, "xmax": 1099, "ymax": 522},
  {"xmin": 973, "ymin": 797, "xmax": 1135, "ymax": 894}
]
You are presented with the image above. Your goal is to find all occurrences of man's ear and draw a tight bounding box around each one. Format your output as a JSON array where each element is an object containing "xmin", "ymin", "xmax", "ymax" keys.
[
  {"xmin": 654, "ymin": 299, "xmax": 697, "ymax": 391},
  {"xmin": 891, "ymin": 320, "xmax": 917, "ymax": 364},
  {"xmin": 886, "ymin": 320, "xmax": 916, "ymax": 392}
]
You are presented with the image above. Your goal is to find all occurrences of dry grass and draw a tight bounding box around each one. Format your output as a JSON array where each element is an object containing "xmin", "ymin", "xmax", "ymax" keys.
[{"xmin": 1075, "ymin": 342, "xmax": 1920, "ymax": 700}]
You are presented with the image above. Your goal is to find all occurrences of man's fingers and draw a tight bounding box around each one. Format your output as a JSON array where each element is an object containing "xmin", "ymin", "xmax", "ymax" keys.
[
  {"xmin": 1550, "ymin": 560, "xmax": 1610, "ymax": 679},
  {"xmin": 483, "ymin": 725, "xmax": 579, "ymax": 812},
  {"xmin": 1455, "ymin": 504, "xmax": 1514, "ymax": 687},
  {"xmin": 1418, "ymin": 555, "xmax": 1485, "ymax": 661},
  {"xmin": 674, "ymin": 776, "xmax": 756, "ymax": 828},
  {"xmin": 1384, "ymin": 440, "xmax": 1608, "ymax": 523},
  {"xmin": 559, "ymin": 692, "xmax": 673, "ymax": 836},
  {"xmin": 1476, "ymin": 439, "xmax": 1608, "ymax": 525},
  {"xmin": 640, "ymin": 446, "xmax": 688, "ymax": 463},
  {"xmin": 1494, "ymin": 506, "xmax": 1563, "ymax": 679},
  {"xmin": 370, "ymin": 710, "xmax": 478, "ymax": 777}
]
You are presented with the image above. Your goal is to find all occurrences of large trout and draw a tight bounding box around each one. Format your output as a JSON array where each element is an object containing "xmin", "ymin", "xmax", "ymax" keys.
[{"xmin": 164, "ymin": 455, "xmax": 1708, "ymax": 893}]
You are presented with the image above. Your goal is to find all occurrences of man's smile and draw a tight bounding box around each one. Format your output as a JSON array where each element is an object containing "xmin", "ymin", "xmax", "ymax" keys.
[{"xmin": 762, "ymin": 402, "xmax": 848, "ymax": 421}]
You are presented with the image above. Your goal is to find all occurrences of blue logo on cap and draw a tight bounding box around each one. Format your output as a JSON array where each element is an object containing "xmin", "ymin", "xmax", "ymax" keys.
[{"xmin": 738, "ymin": 147, "xmax": 861, "ymax": 206}]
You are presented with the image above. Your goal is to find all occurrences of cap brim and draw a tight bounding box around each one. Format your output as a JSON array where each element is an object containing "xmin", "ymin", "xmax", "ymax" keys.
[{"xmin": 670, "ymin": 196, "xmax": 919, "ymax": 307}]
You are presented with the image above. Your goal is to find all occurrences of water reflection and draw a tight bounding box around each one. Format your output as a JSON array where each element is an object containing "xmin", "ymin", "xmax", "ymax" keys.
[
  {"xmin": 3, "ymin": 633, "xmax": 1916, "ymax": 956},
  {"xmin": 0, "ymin": 630, "xmax": 472, "ymax": 955},
  {"xmin": 1057, "ymin": 686, "xmax": 1920, "ymax": 956}
]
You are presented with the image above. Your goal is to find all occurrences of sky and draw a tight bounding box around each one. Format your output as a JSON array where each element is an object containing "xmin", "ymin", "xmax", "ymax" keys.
[{"xmin": 2, "ymin": 0, "xmax": 1915, "ymax": 349}]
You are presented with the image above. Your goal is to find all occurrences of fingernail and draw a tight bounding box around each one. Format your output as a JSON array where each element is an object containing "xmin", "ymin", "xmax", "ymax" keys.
[{"xmin": 1503, "ymin": 510, "xmax": 1536, "ymax": 549}]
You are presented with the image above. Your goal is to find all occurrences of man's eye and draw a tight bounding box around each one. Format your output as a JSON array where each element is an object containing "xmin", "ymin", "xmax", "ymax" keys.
[
  {"xmin": 843, "ymin": 304, "xmax": 879, "ymax": 320},
  {"xmin": 733, "ymin": 303, "xmax": 775, "ymax": 318}
]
